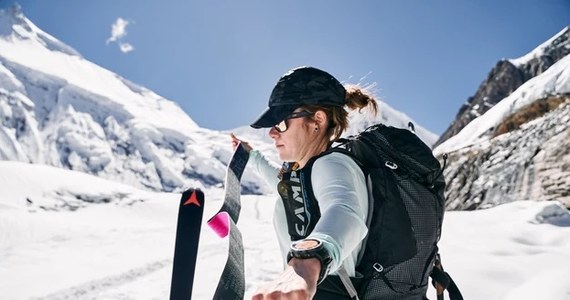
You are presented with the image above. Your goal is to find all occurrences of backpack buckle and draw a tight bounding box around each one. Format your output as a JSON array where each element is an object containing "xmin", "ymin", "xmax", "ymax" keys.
[
  {"xmin": 373, "ymin": 262, "xmax": 384, "ymax": 273},
  {"xmin": 384, "ymin": 161, "xmax": 398, "ymax": 170}
]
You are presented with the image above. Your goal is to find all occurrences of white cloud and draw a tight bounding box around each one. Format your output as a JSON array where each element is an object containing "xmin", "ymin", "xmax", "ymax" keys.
[
  {"xmin": 106, "ymin": 17, "xmax": 129, "ymax": 44},
  {"xmin": 106, "ymin": 17, "xmax": 134, "ymax": 54},
  {"xmin": 119, "ymin": 42, "xmax": 134, "ymax": 53}
]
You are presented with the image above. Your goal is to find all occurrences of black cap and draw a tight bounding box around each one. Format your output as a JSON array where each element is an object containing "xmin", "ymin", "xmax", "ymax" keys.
[{"xmin": 250, "ymin": 66, "xmax": 346, "ymax": 128}]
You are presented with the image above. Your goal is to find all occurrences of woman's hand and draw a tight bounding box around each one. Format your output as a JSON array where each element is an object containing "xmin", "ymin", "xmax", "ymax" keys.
[
  {"xmin": 251, "ymin": 258, "xmax": 320, "ymax": 300},
  {"xmin": 230, "ymin": 133, "xmax": 253, "ymax": 152}
]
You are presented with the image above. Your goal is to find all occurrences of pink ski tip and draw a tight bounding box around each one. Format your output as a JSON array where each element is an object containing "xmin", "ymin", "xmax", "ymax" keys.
[{"xmin": 208, "ymin": 211, "xmax": 230, "ymax": 238}]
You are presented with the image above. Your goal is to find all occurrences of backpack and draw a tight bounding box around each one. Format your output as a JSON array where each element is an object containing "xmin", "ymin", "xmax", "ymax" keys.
[{"xmin": 278, "ymin": 123, "xmax": 462, "ymax": 300}]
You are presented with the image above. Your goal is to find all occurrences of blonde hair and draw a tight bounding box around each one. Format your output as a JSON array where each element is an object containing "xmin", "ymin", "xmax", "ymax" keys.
[{"xmin": 302, "ymin": 84, "xmax": 378, "ymax": 141}]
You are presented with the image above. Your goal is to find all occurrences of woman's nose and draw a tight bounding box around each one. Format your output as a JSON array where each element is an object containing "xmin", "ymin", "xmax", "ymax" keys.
[{"xmin": 268, "ymin": 127, "xmax": 279, "ymax": 139}]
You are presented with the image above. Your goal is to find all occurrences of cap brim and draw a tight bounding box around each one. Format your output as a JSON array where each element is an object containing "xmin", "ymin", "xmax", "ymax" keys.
[{"xmin": 250, "ymin": 105, "xmax": 298, "ymax": 129}]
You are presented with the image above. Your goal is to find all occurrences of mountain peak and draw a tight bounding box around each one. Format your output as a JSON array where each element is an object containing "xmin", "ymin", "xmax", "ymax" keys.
[
  {"xmin": 0, "ymin": 4, "xmax": 81, "ymax": 57},
  {"xmin": 509, "ymin": 26, "xmax": 570, "ymax": 67},
  {"xmin": 8, "ymin": 3, "xmax": 23, "ymax": 18},
  {"xmin": 0, "ymin": 4, "xmax": 25, "ymax": 36}
]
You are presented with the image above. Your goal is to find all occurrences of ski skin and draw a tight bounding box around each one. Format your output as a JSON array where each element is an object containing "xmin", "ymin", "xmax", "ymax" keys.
[{"xmin": 208, "ymin": 143, "xmax": 250, "ymax": 300}]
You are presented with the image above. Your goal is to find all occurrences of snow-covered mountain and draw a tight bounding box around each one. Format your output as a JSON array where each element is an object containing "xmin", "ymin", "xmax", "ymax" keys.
[
  {"xmin": 0, "ymin": 5, "xmax": 437, "ymax": 195},
  {"xmin": 434, "ymin": 28, "xmax": 570, "ymax": 210},
  {"xmin": 0, "ymin": 6, "xmax": 268, "ymax": 194},
  {"xmin": 435, "ymin": 26, "xmax": 570, "ymax": 147}
]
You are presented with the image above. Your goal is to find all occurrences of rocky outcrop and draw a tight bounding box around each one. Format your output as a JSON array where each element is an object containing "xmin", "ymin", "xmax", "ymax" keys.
[
  {"xmin": 442, "ymin": 98, "xmax": 570, "ymax": 210},
  {"xmin": 435, "ymin": 27, "xmax": 570, "ymax": 147}
]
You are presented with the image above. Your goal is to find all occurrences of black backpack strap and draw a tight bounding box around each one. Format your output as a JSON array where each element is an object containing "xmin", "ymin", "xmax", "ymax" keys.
[
  {"xmin": 430, "ymin": 253, "xmax": 463, "ymax": 300},
  {"xmin": 278, "ymin": 167, "xmax": 321, "ymax": 241}
]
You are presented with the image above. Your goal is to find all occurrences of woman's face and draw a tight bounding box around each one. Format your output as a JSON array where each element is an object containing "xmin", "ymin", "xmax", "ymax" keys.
[{"xmin": 268, "ymin": 109, "xmax": 322, "ymax": 164}]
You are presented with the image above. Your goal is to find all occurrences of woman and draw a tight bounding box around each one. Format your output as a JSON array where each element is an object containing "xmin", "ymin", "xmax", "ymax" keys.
[{"xmin": 231, "ymin": 66, "xmax": 378, "ymax": 300}]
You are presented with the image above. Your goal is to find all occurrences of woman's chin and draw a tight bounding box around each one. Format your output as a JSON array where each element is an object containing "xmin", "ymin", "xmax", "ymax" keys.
[{"xmin": 277, "ymin": 153, "xmax": 292, "ymax": 162}]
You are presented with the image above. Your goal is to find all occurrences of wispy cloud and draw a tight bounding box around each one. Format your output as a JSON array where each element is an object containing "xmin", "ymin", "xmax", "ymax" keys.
[{"xmin": 106, "ymin": 17, "xmax": 135, "ymax": 54}]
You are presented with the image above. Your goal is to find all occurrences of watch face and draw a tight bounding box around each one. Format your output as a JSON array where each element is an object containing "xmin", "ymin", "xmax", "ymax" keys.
[{"xmin": 293, "ymin": 239, "xmax": 320, "ymax": 251}]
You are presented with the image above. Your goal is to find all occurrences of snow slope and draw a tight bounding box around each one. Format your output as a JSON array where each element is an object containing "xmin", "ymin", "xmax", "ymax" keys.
[{"xmin": 1, "ymin": 161, "xmax": 569, "ymax": 299}]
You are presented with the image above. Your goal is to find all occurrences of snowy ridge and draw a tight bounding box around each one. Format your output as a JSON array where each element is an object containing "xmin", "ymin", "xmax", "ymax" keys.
[
  {"xmin": 435, "ymin": 26, "xmax": 570, "ymax": 148},
  {"xmin": 0, "ymin": 161, "xmax": 161, "ymax": 211},
  {"xmin": 0, "ymin": 26, "xmax": 198, "ymax": 134},
  {"xmin": 509, "ymin": 26, "xmax": 570, "ymax": 67},
  {"xmin": 0, "ymin": 5, "xmax": 80, "ymax": 57},
  {"xmin": 434, "ymin": 53, "xmax": 570, "ymax": 155},
  {"xmin": 346, "ymin": 98, "xmax": 438, "ymax": 146}
]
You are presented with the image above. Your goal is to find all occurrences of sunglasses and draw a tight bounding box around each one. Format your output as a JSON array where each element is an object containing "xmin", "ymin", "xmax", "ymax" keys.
[{"xmin": 273, "ymin": 110, "xmax": 314, "ymax": 133}]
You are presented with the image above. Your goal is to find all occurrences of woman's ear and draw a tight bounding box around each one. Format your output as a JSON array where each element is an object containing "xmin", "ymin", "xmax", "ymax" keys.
[{"xmin": 313, "ymin": 110, "xmax": 328, "ymax": 129}]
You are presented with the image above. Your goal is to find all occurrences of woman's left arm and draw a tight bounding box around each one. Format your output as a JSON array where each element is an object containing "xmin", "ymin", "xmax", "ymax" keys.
[
  {"xmin": 307, "ymin": 153, "xmax": 369, "ymax": 273},
  {"xmin": 251, "ymin": 154, "xmax": 368, "ymax": 299}
]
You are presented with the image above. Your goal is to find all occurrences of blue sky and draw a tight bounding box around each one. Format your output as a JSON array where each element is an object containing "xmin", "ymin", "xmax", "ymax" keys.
[{"xmin": 2, "ymin": 1, "xmax": 569, "ymax": 134}]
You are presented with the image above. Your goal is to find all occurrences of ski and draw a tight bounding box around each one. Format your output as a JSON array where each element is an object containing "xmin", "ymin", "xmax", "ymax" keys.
[
  {"xmin": 207, "ymin": 142, "xmax": 250, "ymax": 300},
  {"xmin": 169, "ymin": 188, "xmax": 205, "ymax": 300}
]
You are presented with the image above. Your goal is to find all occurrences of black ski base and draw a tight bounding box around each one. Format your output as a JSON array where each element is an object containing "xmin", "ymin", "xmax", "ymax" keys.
[{"xmin": 170, "ymin": 188, "xmax": 205, "ymax": 300}]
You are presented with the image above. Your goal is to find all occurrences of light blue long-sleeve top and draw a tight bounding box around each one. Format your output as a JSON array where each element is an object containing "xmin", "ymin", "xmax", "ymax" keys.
[{"xmin": 249, "ymin": 150, "xmax": 369, "ymax": 276}]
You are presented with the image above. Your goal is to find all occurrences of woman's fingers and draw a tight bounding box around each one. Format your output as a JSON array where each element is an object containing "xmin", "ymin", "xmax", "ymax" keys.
[{"xmin": 230, "ymin": 133, "xmax": 252, "ymax": 152}]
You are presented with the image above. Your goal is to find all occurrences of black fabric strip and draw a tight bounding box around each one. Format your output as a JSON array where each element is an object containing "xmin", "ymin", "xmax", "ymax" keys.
[
  {"xmin": 212, "ymin": 219, "xmax": 244, "ymax": 300},
  {"xmin": 208, "ymin": 143, "xmax": 250, "ymax": 300}
]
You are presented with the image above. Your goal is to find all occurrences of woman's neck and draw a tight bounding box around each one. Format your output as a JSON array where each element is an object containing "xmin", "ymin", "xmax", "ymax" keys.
[{"xmin": 297, "ymin": 137, "xmax": 329, "ymax": 169}]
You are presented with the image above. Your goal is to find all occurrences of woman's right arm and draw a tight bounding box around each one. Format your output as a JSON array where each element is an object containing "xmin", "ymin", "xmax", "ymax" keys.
[
  {"xmin": 231, "ymin": 134, "xmax": 280, "ymax": 189},
  {"xmin": 249, "ymin": 150, "xmax": 280, "ymax": 188}
]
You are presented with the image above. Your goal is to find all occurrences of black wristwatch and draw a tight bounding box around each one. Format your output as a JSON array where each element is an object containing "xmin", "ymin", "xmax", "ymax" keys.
[{"xmin": 287, "ymin": 239, "xmax": 332, "ymax": 285}]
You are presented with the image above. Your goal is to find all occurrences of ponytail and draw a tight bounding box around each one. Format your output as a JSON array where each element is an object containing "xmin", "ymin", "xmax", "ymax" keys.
[
  {"xmin": 302, "ymin": 84, "xmax": 379, "ymax": 142},
  {"xmin": 344, "ymin": 84, "xmax": 378, "ymax": 116}
]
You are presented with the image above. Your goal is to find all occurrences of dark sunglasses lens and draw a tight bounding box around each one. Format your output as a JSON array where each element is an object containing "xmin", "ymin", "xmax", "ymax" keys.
[{"xmin": 274, "ymin": 120, "xmax": 287, "ymax": 132}]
